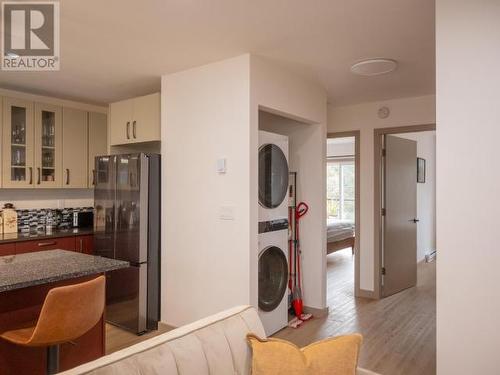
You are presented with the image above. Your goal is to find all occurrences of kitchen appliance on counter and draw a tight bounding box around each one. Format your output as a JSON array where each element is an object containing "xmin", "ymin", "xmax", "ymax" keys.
[
  {"xmin": 94, "ymin": 153, "xmax": 160, "ymax": 334},
  {"xmin": 73, "ymin": 210, "xmax": 94, "ymax": 228}
]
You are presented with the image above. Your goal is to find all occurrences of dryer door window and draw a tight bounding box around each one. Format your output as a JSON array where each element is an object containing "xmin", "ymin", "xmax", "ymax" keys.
[
  {"xmin": 259, "ymin": 144, "xmax": 289, "ymax": 209},
  {"xmin": 259, "ymin": 246, "xmax": 288, "ymax": 312}
]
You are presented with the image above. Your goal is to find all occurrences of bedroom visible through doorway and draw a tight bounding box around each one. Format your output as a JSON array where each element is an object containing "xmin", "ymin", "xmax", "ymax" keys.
[{"xmin": 326, "ymin": 132, "xmax": 360, "ymax": 298}]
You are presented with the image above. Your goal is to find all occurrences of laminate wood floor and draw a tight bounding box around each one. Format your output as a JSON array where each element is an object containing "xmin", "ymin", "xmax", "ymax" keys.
[
  {"xmin": 106, "ymin": 322, "xmax": 172, "ymax": 354},
  {"xmin": 275, "ymin": 248, "xmax": 436, "ymax": 375}
]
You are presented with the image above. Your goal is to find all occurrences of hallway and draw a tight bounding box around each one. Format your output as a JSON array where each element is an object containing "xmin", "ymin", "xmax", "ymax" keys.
[{"xmin": 275, "ymin": 248, "xmax": 436, "ymax": 375}]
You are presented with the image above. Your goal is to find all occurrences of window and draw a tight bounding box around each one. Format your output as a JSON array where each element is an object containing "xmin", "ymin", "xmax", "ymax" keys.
[{"xmin": 327, "ymin": 159, "xmax": 355, "ymax": 221}]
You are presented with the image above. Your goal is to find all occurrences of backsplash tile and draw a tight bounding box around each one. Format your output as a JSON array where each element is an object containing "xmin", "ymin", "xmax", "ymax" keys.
[{"xmin": 16, "ymin": 207, "xmax": 94, "ymax": 233}]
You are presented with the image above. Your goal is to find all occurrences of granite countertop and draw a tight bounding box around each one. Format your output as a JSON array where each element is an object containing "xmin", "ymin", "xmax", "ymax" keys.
[
  {"xmin": 0, "ymin": 250, "xmax": 129, "ymax": 292},
  {"xmin": 0, "ymin": 227, "xmax": 94, "ymax": 245}
]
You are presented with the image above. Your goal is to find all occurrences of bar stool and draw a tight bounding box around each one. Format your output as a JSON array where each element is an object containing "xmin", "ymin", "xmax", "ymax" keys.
[{"xmin": 0, "ymin": 276, "xmax": 105, "ymax": 375}]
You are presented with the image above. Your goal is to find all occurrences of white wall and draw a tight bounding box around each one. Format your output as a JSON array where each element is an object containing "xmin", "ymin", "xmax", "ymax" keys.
[
  {"xmin": 251, "ymin": 56, "xmax": 327, "ymax": 310},
  {"xmin": 0, "ymin": 189, "xmax": 93, "ymax": 209},
  {"xmin": 437, "ymin": 1, "xmax": 500, "ymax": 373},
  {"xmin": 397, "ymin": 132, "xmax": 436, "ymax": 262},
  {"xmin": 162, "ymin": 55, "xmax": 327, "ymax": 326},
  {"xmin": 162, "ymin": 55, "xmax": 252, "ymax": 327},
  {"xmin": 328, "ymin": 95, "xmax": 435, "ymax": 291}
]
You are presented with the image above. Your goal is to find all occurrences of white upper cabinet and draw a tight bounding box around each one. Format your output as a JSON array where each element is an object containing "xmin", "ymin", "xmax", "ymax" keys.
[
  {"xmin": 109, "ymin": 93, "xmax": 160, "ymax": 145},
  {"xmin": 88, "ymin": 112, "xmax": 108, "ymax": 187},
  {"xmin": 62, "ymin": 108, "xmax": 88, "ymax": 188},
  {"xmin": 0, "ymin": 93, "xmax": 108, "ymax": 190},
  {"xmin": 2, "ymin": 97, "xmax": 35, "ymax": 188}
]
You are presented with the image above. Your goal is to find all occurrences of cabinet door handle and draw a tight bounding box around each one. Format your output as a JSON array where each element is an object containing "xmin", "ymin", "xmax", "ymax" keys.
[
  {"xmin": 66, "ymin": 168, "xmax": 70, "ymax": 185},
  {"xmin": 80, "ymin": 239, "xmax": 83, "ymax": 252},
  {"xmin": 37, "ymin": 168, "xmax": 41, "ymax": 184},
  {"xmin": 92, "ymin": 169, "xmax": 96, "ymax": 185},
  {"xmin": 126, "ymin": 121, "xmax": 130, "ymax": 139},
  {"xmin": 38, "ymin": 241, "xmax": 57, "ymax": 247},
  {"xmin": 132, "ymin": 120, "xmax": 137, "ymax": 139},
  {"xmin": 29, "ymin": 167, "xmax": 33, "ymax": 184}
]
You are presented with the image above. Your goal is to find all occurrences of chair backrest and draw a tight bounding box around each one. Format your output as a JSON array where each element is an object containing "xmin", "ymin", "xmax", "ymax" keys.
[{"xmin": 28, "ymin": 276, "xmax": 105, "ymax": 346}]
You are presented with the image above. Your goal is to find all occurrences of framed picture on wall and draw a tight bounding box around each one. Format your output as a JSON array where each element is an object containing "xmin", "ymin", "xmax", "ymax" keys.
[{"xmin": 417, "ymin": 157, "xmax": 426, "ymax": 183}]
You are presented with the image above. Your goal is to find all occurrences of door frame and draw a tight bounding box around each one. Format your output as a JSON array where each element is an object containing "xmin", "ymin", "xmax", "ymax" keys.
[
  {"xmin": 326, "ymin": 131, "xmax": 362, "ymax": 297},
  {"xmin": 373, "ymin": 123, "xmax": 436, "ymax": 299}
]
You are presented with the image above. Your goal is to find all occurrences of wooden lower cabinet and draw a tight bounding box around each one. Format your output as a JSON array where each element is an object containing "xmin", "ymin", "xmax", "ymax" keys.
[
  {"xmin": 0, "ymin": 243, "xmax": 16, "ymax": 256},
  {"xmin": 2, "ymin": 234, "xmax": 94, "ymax": 255},
  {"xmin": 15, "ymin": 236, "xmax": 76, "ymax": 253},
  {"xmin": 76, "ymin": 235, "xmax": 94, "ymax": 254}
]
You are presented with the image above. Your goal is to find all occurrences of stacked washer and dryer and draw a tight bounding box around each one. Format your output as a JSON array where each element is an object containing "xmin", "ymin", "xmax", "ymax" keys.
[{"xmin": 258, "ymin": 130, "xmax": 290, "ymax": 335}]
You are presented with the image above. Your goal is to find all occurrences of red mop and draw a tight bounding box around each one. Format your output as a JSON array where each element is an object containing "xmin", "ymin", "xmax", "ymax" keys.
[{"xmin": 290, "ymin": 202, "xmax": 313, "ymax": 326}]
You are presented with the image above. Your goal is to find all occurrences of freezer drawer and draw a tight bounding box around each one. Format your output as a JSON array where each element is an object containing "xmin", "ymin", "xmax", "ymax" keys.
[{"xmin": 105, "ymin": 264, "xmax": 147, "ymax": 334}]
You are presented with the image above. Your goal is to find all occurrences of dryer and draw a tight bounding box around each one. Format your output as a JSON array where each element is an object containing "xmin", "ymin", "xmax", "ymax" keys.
[
  {"xmin": 257, "ymin": 130, "xmax": 289, "ymax": 335},
  {"xmin": 258, "ymin": 130, "xmax": 289, "ymax": 222}
]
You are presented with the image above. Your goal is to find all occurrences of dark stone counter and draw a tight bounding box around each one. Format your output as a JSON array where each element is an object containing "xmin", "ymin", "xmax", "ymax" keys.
[
  {"xmin": 0, "ymin": 227, "xmax": 94, "ymax": 245},
  {"xmin": 0, "ymin": 249, "xmax": 128, "ymax": 292}
]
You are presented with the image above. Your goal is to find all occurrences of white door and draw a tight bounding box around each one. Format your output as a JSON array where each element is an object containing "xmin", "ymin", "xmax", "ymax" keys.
[{"xmin": 383, "ymin": 135, "xmax": 418, "ymax": 297}]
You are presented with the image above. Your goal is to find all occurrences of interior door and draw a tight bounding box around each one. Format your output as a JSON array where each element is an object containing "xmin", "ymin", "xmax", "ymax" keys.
[{"xmin": 382, "ymin": 135, "xmax": 417, "ymax": 297}]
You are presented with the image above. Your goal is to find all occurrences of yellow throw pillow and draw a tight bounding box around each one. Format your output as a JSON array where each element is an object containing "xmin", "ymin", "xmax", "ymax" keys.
[{"xmin": 247, "ymin": 333, "xmax": 362, "ymax": 375}]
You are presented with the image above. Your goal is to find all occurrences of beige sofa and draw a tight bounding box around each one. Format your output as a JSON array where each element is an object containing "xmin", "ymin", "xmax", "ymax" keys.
[{"xmin": 60, "ymin": 305, "xmax": 377, "ymax": 375}]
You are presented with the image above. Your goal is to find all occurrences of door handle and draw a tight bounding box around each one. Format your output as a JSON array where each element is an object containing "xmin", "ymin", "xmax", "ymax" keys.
[
  {"xmin": 37, "ymin": 167, "xmax": 41, "ymax": 184},
  {"xmin": 132, "ymin": 120, "xmax": 137, "ymax": 139},
  {"xmin": 92, "ymin": 169, "xmax": 96, "ymax": 185},
  {"xmin": 38, "ymin": 241, "xmax": 57, "ymax": 247},
  {"xmin": 409, "ymin": 218, "xmax": 420, "ymax": 223},
  {"xmin": 66, "ymin": 168, "xmax": 70, "ymax": 185},
  {"xmin": 29, "ymin": 167, "xmax": 33, "ymax": 184},
  {"xmin": 126, "ymin": 121, "xmax": 130, "ymax": 139}
]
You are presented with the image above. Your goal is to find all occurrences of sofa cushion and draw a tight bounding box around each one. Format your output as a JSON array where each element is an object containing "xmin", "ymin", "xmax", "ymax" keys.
[{"xmin": 247, "ymin": 333, "xmax": 363, "ymax": 375}]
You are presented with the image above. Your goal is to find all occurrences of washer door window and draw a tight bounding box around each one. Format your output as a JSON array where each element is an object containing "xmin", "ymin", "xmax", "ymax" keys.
[
  {"xmin": 259, "ymin": 144, "xmax": 289, "ymax": 209},
  {"xmin": 259, "ymin": 246, "xmax": 288, "ymax": 312}
]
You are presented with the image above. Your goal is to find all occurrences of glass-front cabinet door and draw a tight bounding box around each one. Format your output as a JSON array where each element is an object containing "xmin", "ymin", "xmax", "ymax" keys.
[
  {"xmin": 34, "ymin": 103, "xmax": 62, "ymax": 188},
  {"xmin": 2, "ymin": 97, "xmax": 35, "ymax": 188}
]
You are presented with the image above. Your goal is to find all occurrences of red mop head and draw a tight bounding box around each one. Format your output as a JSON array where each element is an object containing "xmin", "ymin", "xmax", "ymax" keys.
[{"xmin": 292, "ymin": 298, "xmax": 303, "ymax": 317}]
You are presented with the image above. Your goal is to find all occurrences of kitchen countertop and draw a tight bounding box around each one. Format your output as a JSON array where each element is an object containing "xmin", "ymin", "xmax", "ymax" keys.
[
  {"xmin": 0, "ymin": 227, "xmax": 94, "ymax": 245},
  {"xmin": 0, "ymin": 249, "xmax": 128, "ymax": 292}
]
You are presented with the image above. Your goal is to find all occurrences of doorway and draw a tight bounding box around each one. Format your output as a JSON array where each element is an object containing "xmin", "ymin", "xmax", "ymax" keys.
[
  {"xmin": 326, "ymin": 131, "xmax": 360, "ymax": 297},
  {"xmin": 374, "ymin": 124, "xmax": 436, "ymax": 298}
]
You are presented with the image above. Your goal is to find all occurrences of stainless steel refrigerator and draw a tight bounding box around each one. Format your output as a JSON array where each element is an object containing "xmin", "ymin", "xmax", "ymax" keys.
[{"xmin": 94, "ymin": 153, "xmax": 160, "ymax": 334}]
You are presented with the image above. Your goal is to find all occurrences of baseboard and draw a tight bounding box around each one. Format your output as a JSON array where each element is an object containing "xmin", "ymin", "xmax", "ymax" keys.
[
  {"xmin": 303, "ymin": 305, "xmax": 329, "ymax": 318},
  {"xmin": 355, "ymin": 288, "xmax": 377, "ymax": 299}
]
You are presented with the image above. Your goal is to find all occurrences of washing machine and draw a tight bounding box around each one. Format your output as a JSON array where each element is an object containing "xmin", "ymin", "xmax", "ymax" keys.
[{"xmin": 258, "ymin": 130, "xmax": 289, "ymax": 335}]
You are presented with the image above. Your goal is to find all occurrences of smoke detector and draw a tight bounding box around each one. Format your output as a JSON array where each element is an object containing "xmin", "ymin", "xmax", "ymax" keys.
[{"xmin": 351, "ymin": 58, "xmax": 397, "ymax": 76}]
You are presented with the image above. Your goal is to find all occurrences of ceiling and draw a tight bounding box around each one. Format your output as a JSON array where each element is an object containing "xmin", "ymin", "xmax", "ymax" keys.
[{"xmin": 0, "ymin": 0, "xmax": 435, "ymax": 107}]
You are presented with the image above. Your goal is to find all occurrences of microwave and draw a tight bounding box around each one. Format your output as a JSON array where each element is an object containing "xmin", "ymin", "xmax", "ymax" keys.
[{"xmin": 73, "ymin": 211, "xmax": 94, "ymax": 228}]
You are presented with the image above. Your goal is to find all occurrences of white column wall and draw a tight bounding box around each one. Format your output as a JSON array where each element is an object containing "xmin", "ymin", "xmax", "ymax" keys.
[{"xmin": 436, "ymin": 0, "xmax": 500, "ymax": 372}]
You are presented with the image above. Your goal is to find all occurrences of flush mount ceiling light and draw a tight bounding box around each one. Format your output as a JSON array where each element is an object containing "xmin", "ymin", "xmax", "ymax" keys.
[{"xmin": 350, "ymin": 58, "xmax": 397, "ymax": 76}]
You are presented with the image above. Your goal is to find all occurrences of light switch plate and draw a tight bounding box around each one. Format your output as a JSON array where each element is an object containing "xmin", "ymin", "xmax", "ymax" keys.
[
  {"xmin": 216, "ymin": 158, "xmax": 227, "ymax": 173},
  {"xmin": 219, "ymin": 206, "xmax": 234, "ymax": 220}
]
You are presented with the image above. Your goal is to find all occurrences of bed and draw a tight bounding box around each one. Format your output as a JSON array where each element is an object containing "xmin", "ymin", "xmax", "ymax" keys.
[{"xmin": 327, "ymin": 219, "xmax": 355, "ymax": 254}]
